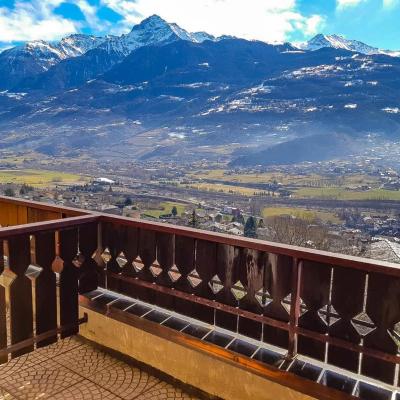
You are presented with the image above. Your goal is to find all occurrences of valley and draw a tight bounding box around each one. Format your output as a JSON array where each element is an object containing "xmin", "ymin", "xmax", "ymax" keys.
[{"xmin": 1, "ymin": 15, "xmax": 400, "ymax": 263}]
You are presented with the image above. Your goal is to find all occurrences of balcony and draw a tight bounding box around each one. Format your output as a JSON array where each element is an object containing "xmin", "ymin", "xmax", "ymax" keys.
[{"xmin": 0, "ymin": 195, "xmax": 399, "ymax": 400}]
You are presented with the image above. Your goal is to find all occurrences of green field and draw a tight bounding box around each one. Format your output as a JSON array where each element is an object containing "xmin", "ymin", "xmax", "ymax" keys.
[
  {"xmin": 262, "ymin": 206, "xmax": 342, "ymax": 224},
  {"xmin": 0, "ymin": 169, "xmax": 83, "ymax": 187},
  {"xmin": 190, "ymin": 169, "xmax": 379, "ymax": 187},
  {"xmin": 143, "ymin": 202, "xmax": 187, "ymax": 218},
  {"xmin": 294, "ymin": 188, "xmax": 400, "ymax": 201},
  {"xmin": 185, "ymin": 182, "xmax": 257, "ymax": 196}
]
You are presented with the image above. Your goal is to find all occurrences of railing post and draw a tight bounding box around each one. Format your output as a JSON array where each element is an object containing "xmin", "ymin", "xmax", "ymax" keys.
[
  {"xmin": 0, "ymin": 240, "xmax": 6, "ymax": 364},
  {"xmin": 8, "ymin": 235, "xmax": 34, "ymax": 358},
  {"xmin": 287, "ymin": 258, "xmax": 302, "ymax": 360}
]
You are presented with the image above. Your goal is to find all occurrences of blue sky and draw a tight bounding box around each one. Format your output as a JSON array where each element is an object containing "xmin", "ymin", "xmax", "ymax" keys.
[{"xmin": 0, "ymin": 0, "xmax": 399, "ymax": 50}]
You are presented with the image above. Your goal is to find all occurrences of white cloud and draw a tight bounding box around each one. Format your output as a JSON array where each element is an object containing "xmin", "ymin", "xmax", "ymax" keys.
[
  {"xmin": 337, "ymin": 0, "xmax": 365, "ymax": 10},
  {"xmin": 76, "ymin": 0, "xmax": 112, "ymax": 33},
  {"xmin": 102, "ymin": 0, "xmax": 325, "ymax": 43},
  {"xmin": 0, "ymin": 0, "xmax": 78, "ymax": 43},
  {"xmin": 383, "ymin": 0, "xmax": 399, "ymax": 8},
  {"xmin": 304, "ymin": 15, "xmax": 326, "ymax": 36}
]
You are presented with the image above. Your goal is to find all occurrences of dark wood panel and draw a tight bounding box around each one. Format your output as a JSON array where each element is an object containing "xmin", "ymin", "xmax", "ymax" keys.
[
  {"xmin": 102, "ymin": 222, "xmax": 123, "ymax": 276},
  {"xmin": 117, "ymin": 225, "xmax": 139, "ymax": 297},
  {"xmin": 174, "ymin": 235, "xmax": 196, "ymax": 317},
  {"xmin": 215, "ymin": 244, "xmax": 238, "ymax": 331},
  {"xmin": 238, "ymin": 249, "xmax": 265, "ymax": 340},
  {"xmin": 59, "ymin": 228, "xmax": 79, "ymax": 338},
  {"xmin": 27, "ymin": 208, "xmax": 61, "ymax": 223},
  {"xmin": 78, "ymin": 223, "xmax": 99, "ymax": 293},
  {"xmin": 8, "ymin": 235, "xmax": 33, "ymax": 358},
  {"xmin": 361, "ymin": 272, "xmax": 400, "ymax": 384},
  {"xmin": 263, "ymin": 254, "xmax": 292, "ymax": 349},
  {"xmin": 328, "ymin": 266, "xmax": 366, "ymax": 372},
  {"xmin": 34, "ymin": 232, "xmax": 57, "ymax": 347},
  {"xmin": 298, "ymin": 260, "xmax": 331, "ymax": 361},
  {"xmin": 191, "ymin": 239, "xmax": 217, "ymax": 324},
  {"xmin": 151, "ymin": 232, "xmax": 174, "ymax": 310},
  {"xmin": 0, "ymin": 203, "xmax": 27, "ymax": 227}
]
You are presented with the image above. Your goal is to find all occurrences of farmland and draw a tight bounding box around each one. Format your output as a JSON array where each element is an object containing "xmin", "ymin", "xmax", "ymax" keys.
[{"xmin": 0, "ymin": 169, "xmax": 84, "ymax": 187}]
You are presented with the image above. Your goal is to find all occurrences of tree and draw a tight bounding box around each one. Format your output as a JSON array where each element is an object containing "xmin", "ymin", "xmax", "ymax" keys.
[
  {"xmin": 124, "ymin": 196, "xmax": 133, "ymax": 206},
  {"xmin": 244, "ymin": 216, "xmax": 257, "ymax": 238},
  {"xmin": 4, "ymin": 188, "xmax": 15, "ymax": 197},
  {"xmin": 19, "ymin": 184, "xmax": 33, "ymax": 195},
  {"xmin": 188, "ymin": 210, "xmax": 199, "ymax": 228},
  {"xmin": 235, "ymin": 214, "xmax": 245, "ymax": 225},
  {"xmin": 265, "ymin": 215, "xmax": 330, "ymax": 250},
  {"xmin": 171, "ymin": 206, "xmax": 178, "ymax": 217}
]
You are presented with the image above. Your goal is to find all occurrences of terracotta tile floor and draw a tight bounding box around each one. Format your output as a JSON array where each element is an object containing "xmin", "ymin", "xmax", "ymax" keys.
[{"xmin": 0, "ymin": 336, "xmax": 199, "ymax": 400}]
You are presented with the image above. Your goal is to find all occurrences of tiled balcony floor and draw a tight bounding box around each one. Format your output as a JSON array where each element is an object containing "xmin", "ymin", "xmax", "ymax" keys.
[{"xmin": 0, "ymin": 336, "xmax": 199, "ymax": 400}]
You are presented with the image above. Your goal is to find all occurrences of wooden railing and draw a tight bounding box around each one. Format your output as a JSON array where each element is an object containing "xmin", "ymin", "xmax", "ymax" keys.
[
  {"xmin": 1, "ymin": 196, "xmax": 400, "ymax": 388},
  {"xmin": 0, "ymin": 196, "xmax": 95, "ymax": 362}
]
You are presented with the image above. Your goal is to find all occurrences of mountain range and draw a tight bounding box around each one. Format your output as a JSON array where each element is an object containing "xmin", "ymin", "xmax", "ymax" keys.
[{"xmin": 0, "ymin": 15, "xmax": 399, "ymax": 166}]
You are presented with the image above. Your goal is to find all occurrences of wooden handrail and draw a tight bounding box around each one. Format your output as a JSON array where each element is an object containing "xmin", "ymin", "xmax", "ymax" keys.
[
  {"xmin": 0, "ymin": 195, "xmax": 89, "ymax": 217},
  {"xmin": 0, "ymin": 214, "xmax": 99, "ymax": 239}
]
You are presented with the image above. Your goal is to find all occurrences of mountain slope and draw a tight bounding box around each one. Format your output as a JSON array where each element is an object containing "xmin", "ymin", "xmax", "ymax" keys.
[{"xmin": 103, "ymin": 39, "xmax": 296, "ymax": 85}]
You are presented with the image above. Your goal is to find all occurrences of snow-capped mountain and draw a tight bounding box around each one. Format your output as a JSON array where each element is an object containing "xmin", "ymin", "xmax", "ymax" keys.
[
  {"xmin": 1, "ymin": 34, "xmax": 104, "ymax": 66},
  {"xmin": 15, "ymin": 15, "xmax": 218, "ymax": 91},
  {"xmin": 0, "ymin": 34, "xmax": 105, "ymax": 88},
  {"xmin": 57, "ymin": 34, "xmax": 106, "ymax": 58},
  {"xmin": 302, "ymin": 34, "xmax": 400, "ymax": 57},
  {"xmin": 97, "ymin": 15, "xmax": 215, "ymax": 56}
]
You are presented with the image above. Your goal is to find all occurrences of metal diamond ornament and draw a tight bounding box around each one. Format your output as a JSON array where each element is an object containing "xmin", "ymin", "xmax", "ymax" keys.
[
  {"xmin": 132, "ymin": 256, "xmax": 145, "ymax": 272},
  {"xmin": 255, "ymin": 288, "xmax": 273, "ymax": 308},
  {"xmin": 116, "ymin": 252, "xmax": 127, "ymax": 268},
  {"xmin": 318, "ymin": 305, "xmax": 340, "ymax": 326},
  {"xmin": 91, "ymin": 249, "xmax": 105, "ymax": 267},
  {"xmin": 208, "ymin": 275, "xmax": 223, "ymax": 294},
  {"xmin": 149, "ymin": 259, "xmax": 162, "ymax": 277},
  {"xmin": 281, "ymin": 294, "xmax": 308, "ymax": 316},
  {"xmin": 187, "ymin": 269, "xmax": 202, "ymax": 288},
  {"xmin": 72, "ymin": 252, "xmax": 85, "ymax": 268},
  {"xmin": 231, "ymin": 280, "xmax": 247, "ymax": 301},
  {"xmin": 388, "ymin": 322, "xmax": 400, "ymax": 349},
  {"xmin": 168, "ymin": 264, "xmax": 181, "ymax": 282},
  {"xmin": 351, "ymin": 312, "xmax": 376, "ymax": 337},
  {"xmin": 101, "ymin": 248, "xmax": 112, "ymax": 264}
]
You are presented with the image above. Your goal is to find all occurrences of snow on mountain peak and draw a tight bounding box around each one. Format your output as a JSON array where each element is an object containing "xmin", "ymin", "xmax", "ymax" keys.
[
  {"xmin": 303, "ymin": 34, "xmax": 378, "ymax": 54},
  {"xmin": 301, "ymin": 34, "xmax": 399, "ymax": 57},
  {"xmin": 58, "ymin": 34, "xmax": 105, "ymax": 57},
  {"xmin": 99, "ymin": 14, "xmax": 216, "ymax": 56}
]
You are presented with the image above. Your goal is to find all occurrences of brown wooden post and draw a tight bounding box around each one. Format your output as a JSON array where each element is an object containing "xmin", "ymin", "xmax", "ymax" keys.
[
  {"xmin": 78, "ymin": 223, "xmax": 99, "ymax": 293},
  {"xmin": 59, "ymin": 228, "xmax": 79, "ymax": 338},
  {"xmin": 34, "ymin": 231, "xmax": 57, "ymax": 347},
  {"xmin": 0, "ymin": 240, "xmax": 6, "ymax": 364},
  {"xmin": 8, "ymin": 235, "xmax": 34, "ymax": 358}
]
